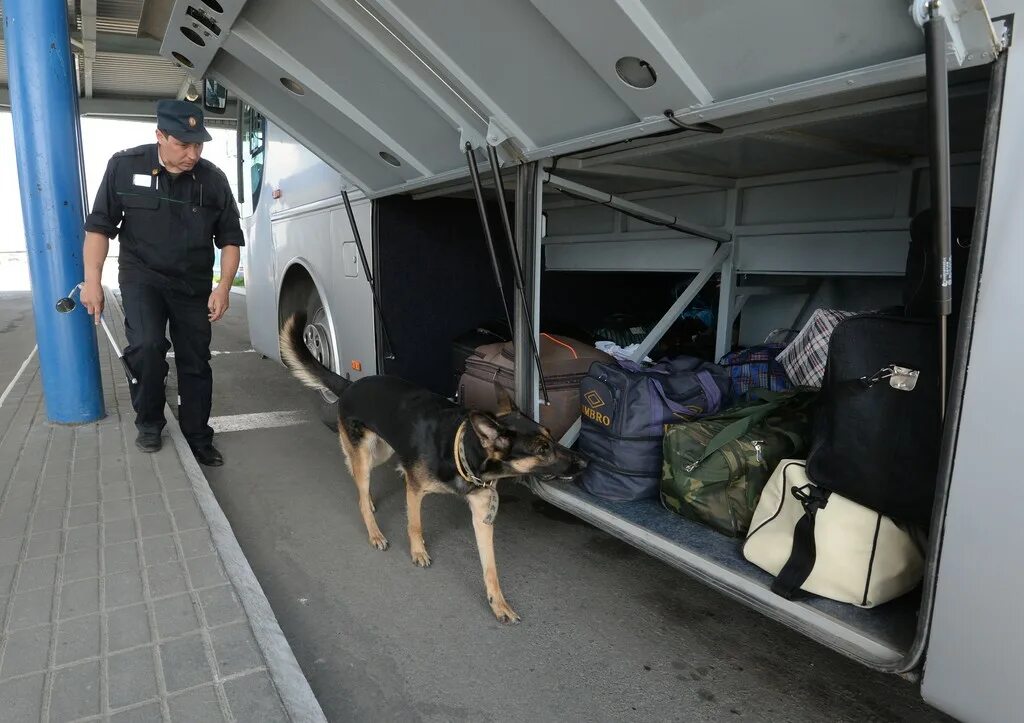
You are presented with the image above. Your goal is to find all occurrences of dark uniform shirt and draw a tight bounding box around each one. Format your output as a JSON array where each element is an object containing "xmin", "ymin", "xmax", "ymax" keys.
[{"xmin": 85, "ymin": 143, "xmax": 243, "ymax": 296}]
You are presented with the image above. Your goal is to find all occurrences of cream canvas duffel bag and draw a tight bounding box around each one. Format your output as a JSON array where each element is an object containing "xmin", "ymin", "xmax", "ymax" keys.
[{"xmin": 743, "ymin": 460, "xmax": 925, "ymax": 608}]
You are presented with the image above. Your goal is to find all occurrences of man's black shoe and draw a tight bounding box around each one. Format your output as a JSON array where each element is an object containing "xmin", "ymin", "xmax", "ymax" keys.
[
  {"xmin": 135, "ymin": 433, "xmax": 162, "ymax": 453},
  {"xmin": 191, "ymin": 443, "xmax": 224, "ymax": 467}
]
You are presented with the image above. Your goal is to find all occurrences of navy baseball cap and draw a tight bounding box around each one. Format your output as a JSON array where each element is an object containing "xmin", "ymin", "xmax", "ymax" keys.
[{"xmin": 156, "ymin": 99, "xmax": 213, "ymax": 143}]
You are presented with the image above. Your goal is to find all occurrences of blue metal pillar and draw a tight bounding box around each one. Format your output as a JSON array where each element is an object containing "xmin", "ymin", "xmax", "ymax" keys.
[{"xmin": 4, "ymin": 0, "xmax": 105, "ymax": 423}]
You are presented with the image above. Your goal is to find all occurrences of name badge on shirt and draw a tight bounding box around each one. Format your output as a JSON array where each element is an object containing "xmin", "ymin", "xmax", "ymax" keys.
[{"xmin": 132, "ymin": 173, "xmax": 152, "ymax": 188}]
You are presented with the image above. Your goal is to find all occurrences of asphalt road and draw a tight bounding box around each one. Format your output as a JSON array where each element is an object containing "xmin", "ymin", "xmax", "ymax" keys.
[{"xmin": 0, "ymin": 292, "xmax": 953, "ymax": 722}]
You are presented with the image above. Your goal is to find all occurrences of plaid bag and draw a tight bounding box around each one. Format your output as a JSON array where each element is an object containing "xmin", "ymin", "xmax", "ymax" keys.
[
  {"xmin": 718, "ymin": 343, "xmax": 793, "ymax": 401},
  {"xmin": 775, "ymin": 309, "xmax": 856, "ymax": 388}
]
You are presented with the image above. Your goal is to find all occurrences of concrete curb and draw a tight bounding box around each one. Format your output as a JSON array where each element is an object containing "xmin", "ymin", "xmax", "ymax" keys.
[{"xmin": 105, "ymin": 289, "xmax": 326, "ymax": 723}]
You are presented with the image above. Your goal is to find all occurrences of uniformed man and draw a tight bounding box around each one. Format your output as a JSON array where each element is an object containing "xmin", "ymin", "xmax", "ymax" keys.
[{"xmin": 80, "ymin": 100, "xmax": 243, "ymax": 466}]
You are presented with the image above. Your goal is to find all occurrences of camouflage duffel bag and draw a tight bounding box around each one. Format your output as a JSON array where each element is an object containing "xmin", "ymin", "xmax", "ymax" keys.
[{"xmin": 660, "ymin": 389, "xmax": 816, "ymax": 537}]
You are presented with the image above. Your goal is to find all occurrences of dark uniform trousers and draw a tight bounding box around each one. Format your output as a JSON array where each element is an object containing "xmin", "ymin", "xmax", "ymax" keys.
[{"xmin": 122, "ymin": 284, "xmax": 214, "ymax": 446}]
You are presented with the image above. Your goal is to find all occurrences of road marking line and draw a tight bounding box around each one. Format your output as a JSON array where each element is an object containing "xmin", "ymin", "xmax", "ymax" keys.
[
  {"xmin": 208, "ymin": 410, "xmax": 310, "ymax": 434},
  {"xmin": 0, "ymin": 345, "xmax": 37, "ymax": 409}
]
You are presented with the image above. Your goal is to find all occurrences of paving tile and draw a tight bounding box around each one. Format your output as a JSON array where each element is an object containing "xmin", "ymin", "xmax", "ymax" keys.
[
  {"xmin": 186, "ymin": 555, "xmax": 226, "ymax": 589},
  {"xmin": 105, "ymin": 518, "xmax": 139, "ymax": 546},
  {"xmin": 224, "ymin": 670, "xmax": 287, "ymax": 723},
  {"xmin": 162, "ymin": 475, "xmax": 192, "ymax": 492},
  {"xmin": 103, "ymin": 498, "xmax": 135, "ymax": 521},
  {"xmin": 168, "ymin": 684, "xmax": 226, "ymax": 722},
  {"xmin": 56, "ymin": 613, "xmax": 101, "ymax": 665},
  {"xmin": 0, "ymin": 672, "xmax": 45, "ymax": 722},
  {"xmin": 0, "ymin": 514, "xmax": 29, "ymax": 543},
  {"xmin": 142, "ymin": 535, "xmax": 179, "ymax": 567},
  {"xmin": 104, "ymin": 542, "xmax": 141, "ymax": 574},
  {"xmin": 102, "ymin": 479, "xmax": 132, "ymax": 501},
  {"xmin": 50, "ymin": 660, "xmax": 102, "ymax": 722},
  {"xmin": 132, "ymin": 474, "xmax": 162, "ymax": 496},
  {"xmin": 0, "ymin": 624, "xmax": 53, "ymax": 678},
  {"xmin": 160, "ymin": 634, "xmax": 214, "ymax": 693},
  {"xmin": 135, "ymin": 494, "xmax": 167, "ymax": 517},
  {"xmin": 68, "ymin": 504, "xmax": 100, "ymax": 527},
  {"xmin": 146, "ymin": 561, "xmax": 189, "ymax": 599},
  {"xmin": 111, "ymin": 701, "xmax": 163, "ymax": 722},
  {"xmin": 10, "ymin": 588, "xmax": 54, "ymax": 629},
  {"xmin": 108, "ymin": 646, "xmax": 159, "ymax": 709},
  {"xmin": 0, "ymin": 538, "xmax": 22, "ymax": 566},
  {"xmin": 199, "ymin": 586, "xmax": 244, "ymax": 628},
  {"xmin": 0, "ymin": 563, "xmax": 16, "ymax": 597},
  {"xmin": 66, "ymin": 524, "xmax": 101, "ymax": 551},
  {"xmin": 26, "ymin": 531, "xmax": 62, "ymax": 560},
  {"xmin": 165, "ymin": 489, "xmax": 199, "ymax": 513},
  {"xmin": 108, "ymin": 603, "xmax": 152, "ymax": 652},
  {"xmin": 211, "ymin": 622, "xmax": 264, "ymax": 676},
  {"xmin": 172, "ymin": 506, "xmax": 206, "ymax": 532},
  {"xmin": 70, "ymin": 484, "xmax": 100, "ymax": 506},
  {"xmin": 105, "ymin": 570, "xmax": 145, "ymax": 609},
  {"xmin": 64, "ymin": 548, "xmax": 100, "ymax": 582},
  {"xmin": 177, "ymin": 529, "xmax": 215, "ymax": 559},
  {"xmin": 139, "ymin": 513, "xmax": 174, "ymax": 540},
  {"xmin": 154, "ymin": 594, "xmax": 201, "ymax": 638},
  {"xmin": 60, "ymin": 578, "xmax": 100, "ymax": 619},
  {"xmin": 30, "ymin": 507, "xmax": 65, "ymax": 533},
  {"xmin": 17, "ymin": 555, "xmax": 57, "ymax": 592}
]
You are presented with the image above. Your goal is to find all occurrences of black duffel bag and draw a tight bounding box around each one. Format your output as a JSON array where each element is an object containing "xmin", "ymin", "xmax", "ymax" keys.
[{"xmin": 806, "ymin": 314, "xmax": 941, "ymax": 527}]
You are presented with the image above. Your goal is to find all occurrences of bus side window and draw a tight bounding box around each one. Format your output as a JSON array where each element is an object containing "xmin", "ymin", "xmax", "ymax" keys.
[{"xmin": 238, "ymin": 104, "xmax": 266, "ymax": 215}]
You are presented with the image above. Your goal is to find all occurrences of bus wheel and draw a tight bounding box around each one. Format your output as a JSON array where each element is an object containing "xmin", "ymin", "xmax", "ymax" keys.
[{"xmin": 302, "ymin": 302, "xmax": 340, "ymax": 432}]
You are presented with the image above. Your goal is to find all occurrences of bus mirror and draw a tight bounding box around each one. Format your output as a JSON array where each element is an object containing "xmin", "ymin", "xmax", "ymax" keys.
[{"xmin": 203, "ymin": 78, "xmax": 228, "ymax": 115}]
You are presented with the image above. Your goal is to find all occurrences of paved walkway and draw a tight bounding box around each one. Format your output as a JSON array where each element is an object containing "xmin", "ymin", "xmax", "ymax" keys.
[{"xmin": 0, "ymin": 291, "xmax": 324, "ymax": 722}]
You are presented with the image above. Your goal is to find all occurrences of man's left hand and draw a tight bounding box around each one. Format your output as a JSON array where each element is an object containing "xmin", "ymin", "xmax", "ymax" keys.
[{"xmin": 208, "ymin": 286, "xmax": 230, "ymax": 322}]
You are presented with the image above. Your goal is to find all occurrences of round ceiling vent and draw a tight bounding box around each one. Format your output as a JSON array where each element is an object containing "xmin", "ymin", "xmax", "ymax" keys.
[
  {"xmin": 199, "ymin": 0, "xmax": 224, "ymax": 13},
  {"xmin": 180, "ymin": 26, "xmax": 205, "ymax": 47},
  {"xmin": 379, "ymin": 151, "xmax": 401, "ymax": 167},
  {"xmin": 615, "ymin": 56, "xmax": 657, "ymax": 89},
  {"xmin": 280, "ymin": 77, "xmax": 306, "ymax": 96},
  {"xmin": 171, "ymin": 52, "xmax": 194, "ymax": 68}
]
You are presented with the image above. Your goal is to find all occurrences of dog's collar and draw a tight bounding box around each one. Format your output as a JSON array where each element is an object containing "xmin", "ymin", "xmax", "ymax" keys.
[{"xmin": 454, "ymin": 420, "xmax": 494, "ymax": 488}]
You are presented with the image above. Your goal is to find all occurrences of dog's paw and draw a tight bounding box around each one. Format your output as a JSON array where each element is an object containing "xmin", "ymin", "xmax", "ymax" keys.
[
  {"xmin": 368, "ymin": 531, "xmax": 389, "ymax": 551},
  {"xmin": 411, "ymin": 549, "xmax": 432, "ymax": 568},
  {"xmin": 490, "ymin": 598, "xmax": 521, "ymax": 625}
]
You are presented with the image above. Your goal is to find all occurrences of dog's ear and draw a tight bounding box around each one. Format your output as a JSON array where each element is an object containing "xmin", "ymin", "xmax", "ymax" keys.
[
  {"xmin": 493, "ymin": 382, "xmax": 519, "ymax": 417},
  {"xmin": 469, "ymin": 411, "xmax": 512, "ymax": 453}
]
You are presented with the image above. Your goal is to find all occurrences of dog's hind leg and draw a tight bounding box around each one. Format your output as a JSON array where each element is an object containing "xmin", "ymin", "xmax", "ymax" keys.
[
  {"xmin": 338, "ymin": 422, "xmax": 389, "ymax": 551},
  {"xmin": 467, "ymin": 489, "xmax": 519, "ymax": 624}
]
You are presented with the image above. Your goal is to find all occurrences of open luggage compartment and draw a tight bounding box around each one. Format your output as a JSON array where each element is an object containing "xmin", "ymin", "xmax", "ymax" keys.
[{"xmin": 520, "ymin": 63, "xmax": 1000, "ymax": 673}]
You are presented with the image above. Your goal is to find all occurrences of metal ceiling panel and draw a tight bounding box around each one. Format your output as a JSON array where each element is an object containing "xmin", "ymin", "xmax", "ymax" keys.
[{"xmin": 156, "ymin": 0, "xmax": 1002, "ymax": 198}]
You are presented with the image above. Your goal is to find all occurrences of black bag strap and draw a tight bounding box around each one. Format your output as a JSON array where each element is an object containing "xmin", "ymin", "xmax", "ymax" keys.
[{"xmin": 770, "ymin": 477, "xmax": 832, "ymax": 600}]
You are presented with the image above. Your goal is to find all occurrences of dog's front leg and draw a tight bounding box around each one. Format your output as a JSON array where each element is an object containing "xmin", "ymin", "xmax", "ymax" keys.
[
  {"xmin": 406, "ymin": 484, "xmax": 431, "ymax": 567},
  {"xmin": 467, "ymin": 489, "xmax": 520, "ymax": 624}
]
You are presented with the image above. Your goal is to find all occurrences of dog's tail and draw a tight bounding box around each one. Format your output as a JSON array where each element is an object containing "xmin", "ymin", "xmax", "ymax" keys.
[{"xmin": 279, "ymin": 312, "xmax": 351, "ymax": 397}]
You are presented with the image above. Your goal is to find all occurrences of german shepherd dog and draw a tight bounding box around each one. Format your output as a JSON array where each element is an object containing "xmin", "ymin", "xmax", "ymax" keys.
[{"xmin": 279, "ymin": 313, "xmax": 587, "ymax": 623}]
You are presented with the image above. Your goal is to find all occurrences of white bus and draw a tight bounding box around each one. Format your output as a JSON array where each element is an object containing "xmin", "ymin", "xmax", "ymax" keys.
[{"xmin": 161, "ymin": 2, "xmax": 1020, "ymax": 720}]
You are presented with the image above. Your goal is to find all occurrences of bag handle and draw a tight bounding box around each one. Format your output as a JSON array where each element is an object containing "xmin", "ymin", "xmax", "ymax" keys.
[
  {"xmin": 648, "ymin": 370, "xmax": 722, "ymax": 420},
  {"xmin": 770, "ymin": 478, "xmax": 832, "ymax": 600},
  {"xmin": 683, "ymin": 391, "xmax": 792, "ymax": 472}
]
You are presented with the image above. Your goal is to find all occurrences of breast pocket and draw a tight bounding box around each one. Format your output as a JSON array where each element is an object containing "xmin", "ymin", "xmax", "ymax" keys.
[{"xmin": 118, "ymin": 191, "xmax": 161, "ymax": 213}]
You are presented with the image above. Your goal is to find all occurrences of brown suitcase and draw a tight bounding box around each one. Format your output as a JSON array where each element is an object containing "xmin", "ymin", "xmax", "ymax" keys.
[{"xmin": 457, "ymin": 334, "xmax": 613, "ymax": 440}]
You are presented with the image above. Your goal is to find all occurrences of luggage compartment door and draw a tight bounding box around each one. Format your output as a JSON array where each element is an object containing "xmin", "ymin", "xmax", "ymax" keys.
[{"xmin": 157, "ymin": 0, "xmax": 1001, "ymax": 198}]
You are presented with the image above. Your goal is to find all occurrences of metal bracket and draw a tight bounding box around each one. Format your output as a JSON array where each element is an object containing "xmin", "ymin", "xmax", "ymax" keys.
[
  {"xmin": 908, "ymin": 0, "xmax": 1003, "ymax": 64},
  {"xmin": 486, "ymin": 118, "xmax": 510, "ymax": 147}
]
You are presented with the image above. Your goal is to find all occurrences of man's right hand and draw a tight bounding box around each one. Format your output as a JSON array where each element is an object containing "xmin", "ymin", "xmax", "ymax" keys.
[{"xmin": 80, "ymin": 281, "xmax": 105, "ymax": 325}]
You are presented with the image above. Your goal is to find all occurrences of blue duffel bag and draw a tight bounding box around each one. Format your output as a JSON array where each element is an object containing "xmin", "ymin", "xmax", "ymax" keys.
[{"xmin": 578, "ymin": 356, "xmax": 731, "ymax": 501}]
